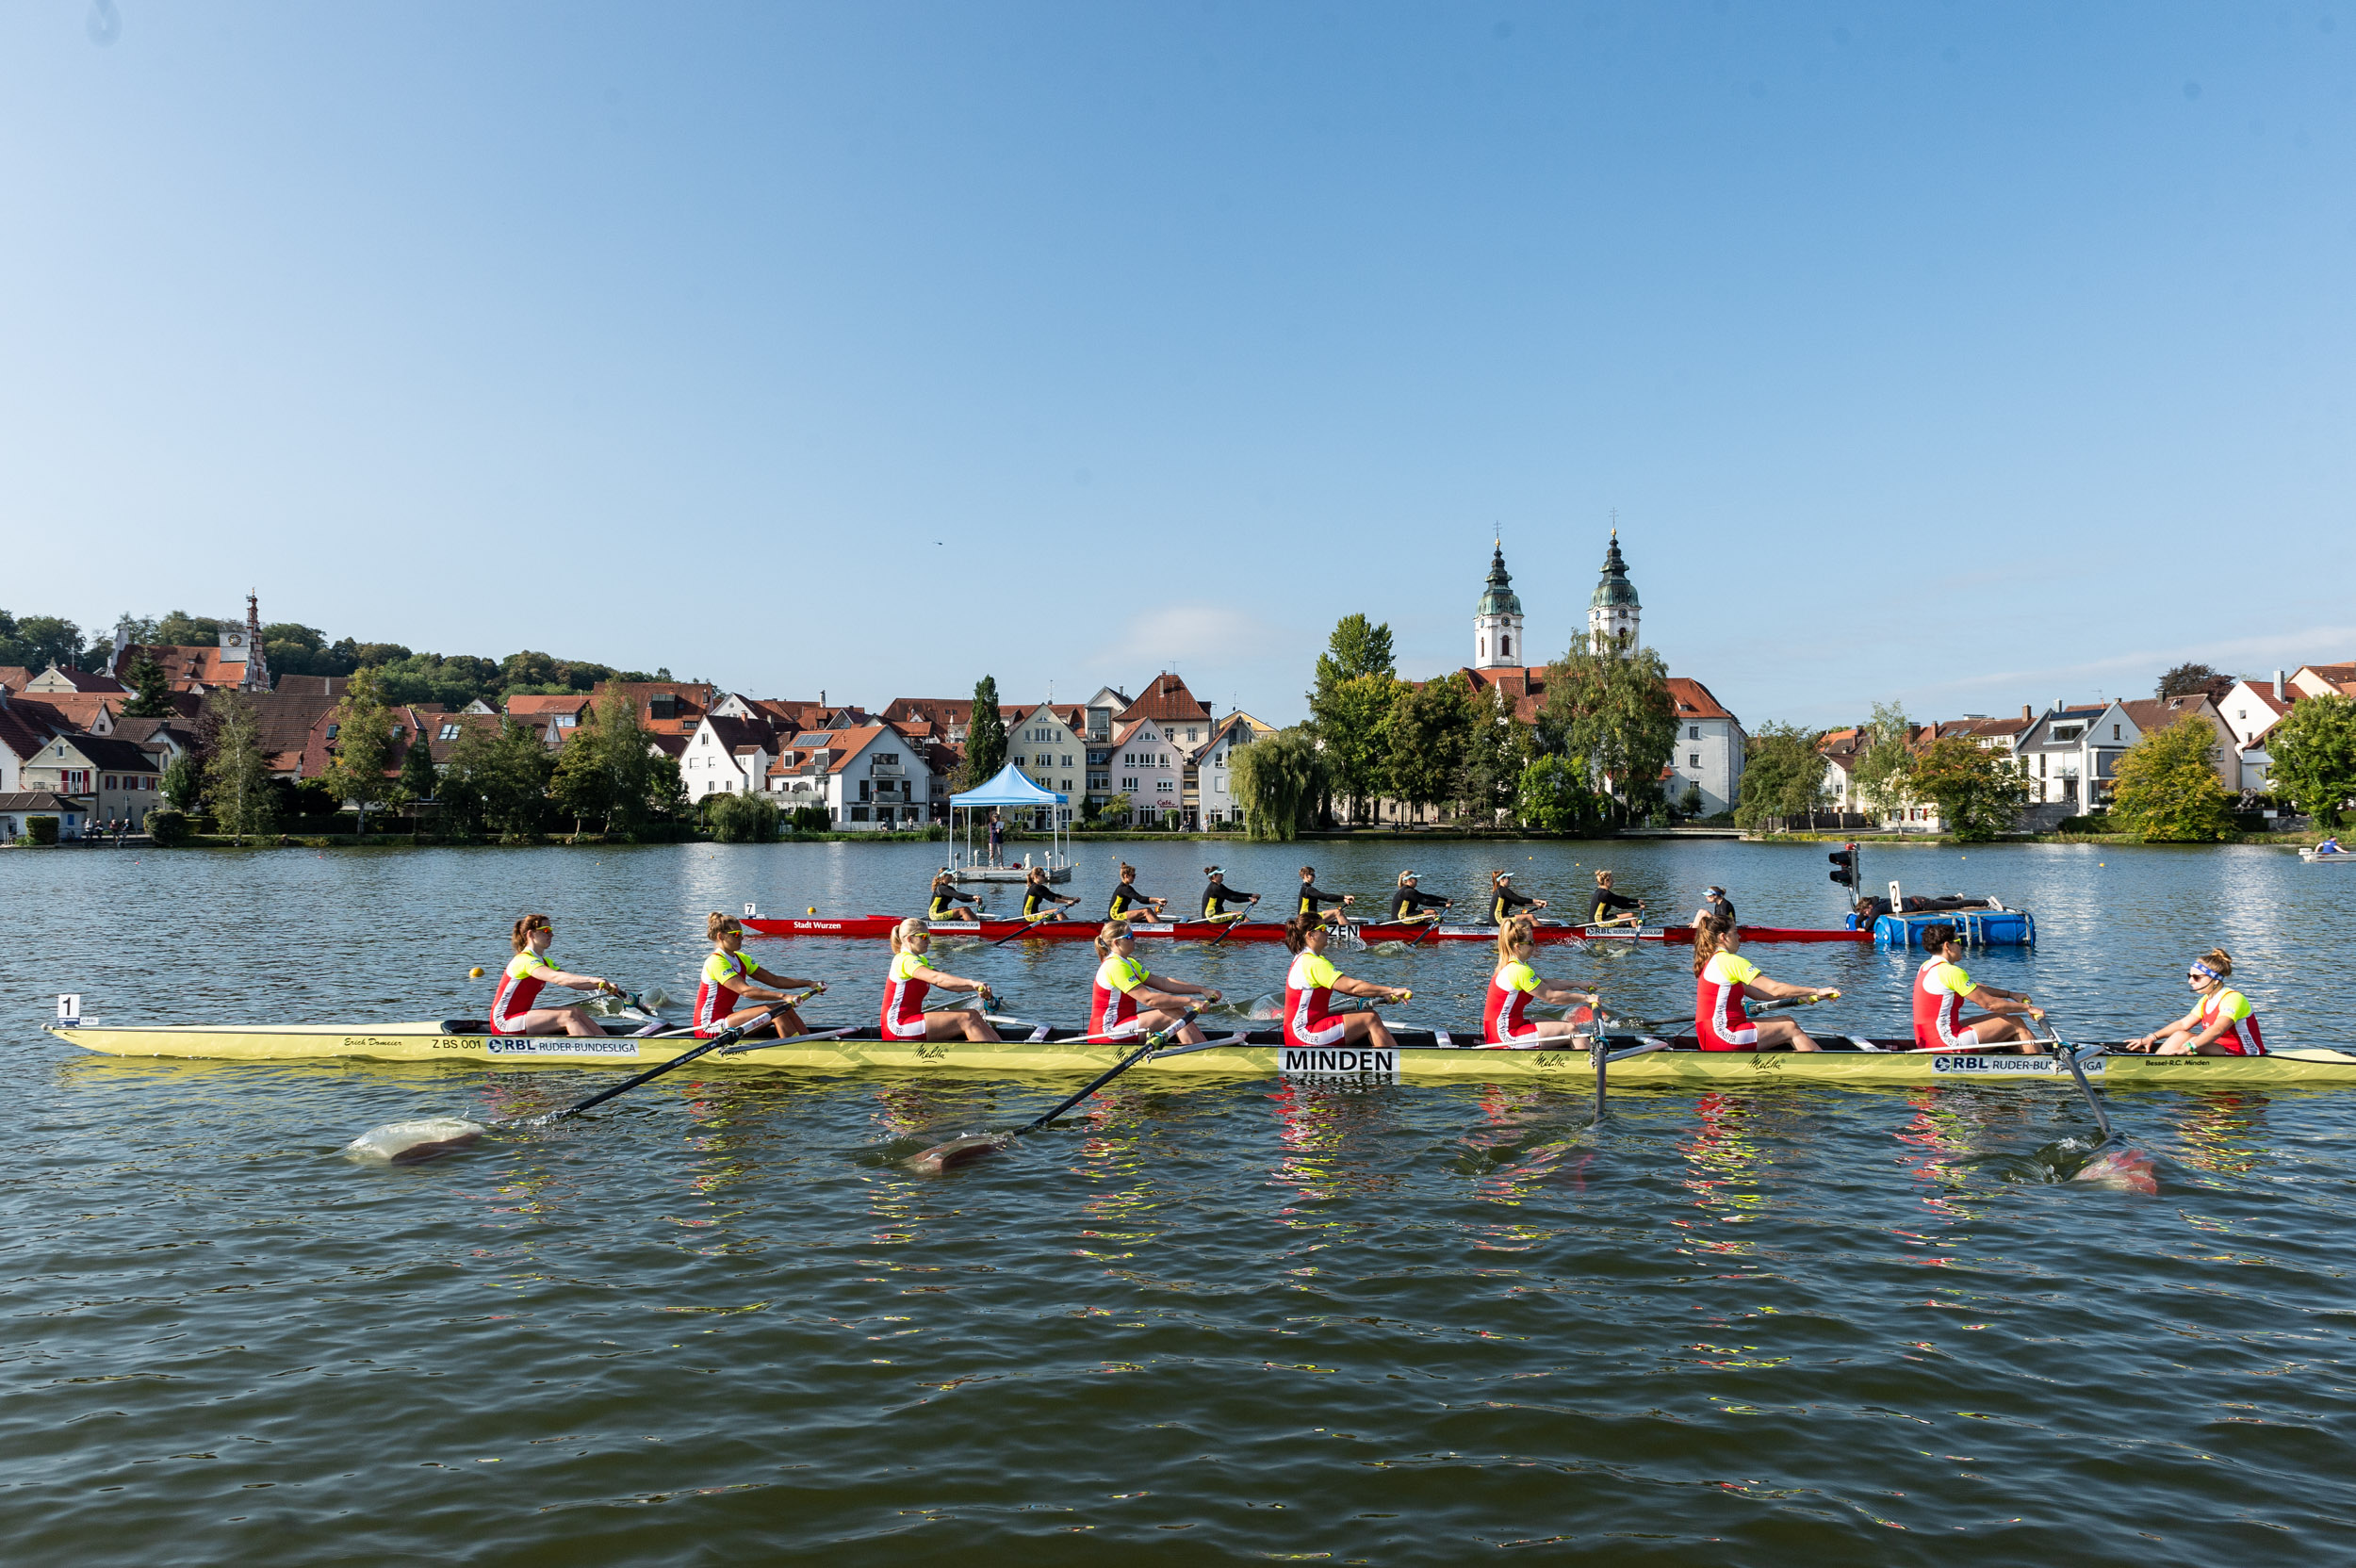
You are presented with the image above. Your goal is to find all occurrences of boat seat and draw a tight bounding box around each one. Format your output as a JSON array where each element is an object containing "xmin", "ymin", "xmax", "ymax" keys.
[{"xmin": 441, "ymin": 1020, "xmax": 490, "ymax": 1035}]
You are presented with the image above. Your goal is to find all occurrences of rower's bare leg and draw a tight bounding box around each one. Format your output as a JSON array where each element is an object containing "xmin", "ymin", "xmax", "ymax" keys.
[
  {"xmin": 1339, "ymin": 1011, "xmax": 1398, "ymax": 1050},
  {"xmin": 2154, "ymin": 1028, "xmax": 2202, "ymax": 1055},
  {"xmin": 1963, "ymin": 1015, "xmax": 2039, "ymax": 1054},
  {"xmin": 1137, "ymin": 1006, "xmax": 1204, "ymax": 1045},
  {"xmin": 1757, "ymin": 1018, "xmax": 1822, "ymax": 1053},
  {"xmin": 924, "ymin": 1010, "xmax": 1001, "ymax": 1044}
]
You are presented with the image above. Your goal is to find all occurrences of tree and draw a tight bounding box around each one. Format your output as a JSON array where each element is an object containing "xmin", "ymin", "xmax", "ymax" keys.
[
  {"xmin": 2109, "ymin": 714, "xmax": 2233, "ymax": 841},
  {"xmin": 1538, "ymin": 645, "xmax": 1677, "ymax": 826},
  {"xmin": 398, "ymin": 725, "xmax": 439, "ymax": 812},
  {"xmin": 708, "ymin": 792, "xmax": 780, "ymax": 842},
  {"xmin": 1909, "ymin": 736, "xmax": 2029, "ymax": 841},
  {"xmin": 1852, "ymin": 701, "xmax": 1916, "ymax": 819},
  {"xmin": 1313, "ymin": 672, "xmax": 1402, "ymax": 822},
  {"xmin": 154, "ymin": 611, "xmax": 224, "ymax": 647},
  {"xmin": 1457, "ymin": 685, "xmax": 1528, "ymax": 826},
  {"xmin": 1384, "ymin": 673, "xmax": 1473, "ymax": 823},
  {"xmin": 965, "ymin": 677, "xmax": 1007, "ymax": 785},
  {"xmin": 547, "ymin": 684, "xmax": 656, "ymax": 837},
  {"xmin": 443, "ymin": 717, "xmax": 552, "ymax": 841},
  {"xmin": 1734, "ymin": 723, "xmax": 1829, "ymax": 829},
  {"xmin": 123, "ymin": 655, "xmax": 174, "ymax": 718},
  {"xmin": 1313, "ymin": 612, "xmax": 1396, "ymax": 689},
  {"xmin": 322, "ymin": 669, "xmax": 397, "ymax": 836},
  {"xmin": 1230, "ymin": 727, "xmax": 1327, "ymax": 841},
  {"xmin": 160, "ymin": 753, "xmax": 205, "ymax": 813},
  {"xmin": 2156, "ymin": 662, "xmax": 2225, "ymax": 700},
  {"xmin": 0, "ymin": 613, "xmax": 84, "ymax": 671},
  {"xmin": 2264, "ymin": 694, "xmax": 2356, "ymax": 829},
  {"xmin": 203, "ymin": 691, "xmax": 276, "ymax": 845},
  {"xmin": 1516, "ymin": 755, "xmax": 1598, "ymax": 833}
]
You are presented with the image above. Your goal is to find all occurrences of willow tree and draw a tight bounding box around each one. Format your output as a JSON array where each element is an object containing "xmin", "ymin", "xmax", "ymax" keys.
[{"xmin": 1231, "ymin": 727, "xmax": 1327, "ymax": 841}]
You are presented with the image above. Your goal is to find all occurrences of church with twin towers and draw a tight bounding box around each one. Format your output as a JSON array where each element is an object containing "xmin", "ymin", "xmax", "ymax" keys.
[{"xmin": 1453, "ymin": 532, "xmax": 1747, "ymax": 818}]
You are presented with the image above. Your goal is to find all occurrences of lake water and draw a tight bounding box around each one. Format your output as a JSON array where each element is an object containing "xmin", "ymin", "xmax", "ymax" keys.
[{"xmin": 5, "ymin": 837, "xmax": 2352, "ymax": 1564}]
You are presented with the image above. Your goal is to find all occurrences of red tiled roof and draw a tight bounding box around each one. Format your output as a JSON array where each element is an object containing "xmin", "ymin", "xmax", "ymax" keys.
[
  {"xmin": 1663, "ymin": 678, "xmax": 1734, "ymax": 722},
  {"xmin": 32, "ymin": 666, "xmax": 127, "ymax": 694},
  {"xmin": 590, "ymin": 680, "xmax": 716, "ymax": 735},
  {"xmin": 0, "ymin": 667, "xmax": 33, "ymax": 693},
  {"xmin": 8, "ymin": 694, "xmax": 119, "ymax": 735},
  {"xmin": 121, "ymin": 643, "xmax": 254, "ymax": 693},
  {"xmin": 504, "ymin": 694, "xmax": 593, "ymax": 716},
  {"xmin": 1117, "ymin": 673, "xmax": 1212, "ymax": 726}
]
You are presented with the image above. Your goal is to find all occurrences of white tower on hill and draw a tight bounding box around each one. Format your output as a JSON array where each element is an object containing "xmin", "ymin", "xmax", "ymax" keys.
[{"xmin": 1473, "ymin": 542, "xmax": 1525, "ymax": 670}]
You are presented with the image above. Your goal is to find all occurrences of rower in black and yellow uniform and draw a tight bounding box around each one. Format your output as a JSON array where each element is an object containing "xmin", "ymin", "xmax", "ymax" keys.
[
  {"xmin": 1491, "ymin": 871, "xmax": 1546, "ymax": 926},
  {"xmin": 928, "ymin": 872, "xmax": 983, "ymax": 923},
  {"xmin": 1202, "ymin": 867, "xmax": 1258, "ymax": 925},
  {"xmin": 1107, "ymin": 862, "xmax": 1167, "ymax": 925},
  {"xmin": 1021, "ymin": 865, "xmax": 1079, "ymax": 925},
  {"xmin": 1297, "ymin": 865, "xmax": 1355, "ymax": 930},
  {"xmin": 1389, "ymin": 870, "xmax": 1452, "ymax": 928},
  {"xmin": 1588, "ymin": 869, "xmax": 1644, "ymax": 930}
]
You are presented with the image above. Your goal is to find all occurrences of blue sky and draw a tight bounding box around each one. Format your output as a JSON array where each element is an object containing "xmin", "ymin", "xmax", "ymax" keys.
[{"xmin": 4, "ymin": 2, "xmax": 2349, "ymax": 727}]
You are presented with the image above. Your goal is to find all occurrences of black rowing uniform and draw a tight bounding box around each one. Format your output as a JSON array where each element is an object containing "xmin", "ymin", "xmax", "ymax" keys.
[
  {"xmin": 929, "ymin": 887, "xmax": 980, "ymax": 920},
  {"xmin": 1023, "ymin": 884, "xmax": 1073, "ymax": 920},
  {"xmin": 1492, "ymin": 885, "xmax": 1540, "ymax": 924},
  {"xmin": 1391, "ymin": 887, "xmax": 1451, "ymax": 922},
  {"xmin": 1108, "ymin": 881, "xmax": 1161, "ymax": 920},
  {"xmin": 1298, "ymin": 883, "xmax": 1350, "ymax": 919},
  {"xmin": 1203, "ymin": 883, "xmax": 1255, "ymax": 920},
  {"xmin": 1589, "ymin": 889, "xmax": 1643, "ymax": 926},
  {"xmin": 1697, "ymin": 895, "xmax": 1736, "ymax": 926}
]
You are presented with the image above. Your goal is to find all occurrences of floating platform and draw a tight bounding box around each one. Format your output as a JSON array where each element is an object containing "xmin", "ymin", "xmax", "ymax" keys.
[{"xmin": 1873, "ymin": 907, "xmax": 2037, "ymax": 948}]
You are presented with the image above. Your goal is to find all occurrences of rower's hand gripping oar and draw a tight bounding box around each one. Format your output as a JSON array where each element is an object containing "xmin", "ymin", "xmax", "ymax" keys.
[
  {"xmin": 907, "ymin": 1004, "xmax": 1203, "ymax": 1173},
  {"xmin": 527, "ymin": 988, "xmax": 824, "ymax": 1126}
]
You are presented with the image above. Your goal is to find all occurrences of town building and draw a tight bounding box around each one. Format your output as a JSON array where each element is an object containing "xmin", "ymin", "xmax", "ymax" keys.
[
  {"xmin": 111, "ymin": 594, "xmax": 275, "ymax": 694},
  {"xmin": 19, "ymin": 732, "xmax": 164, "ymax": 829},
  {"xmin": 0, "ymin": 792, "xmax": 87, "ymax": 842},
  {"xmin": 2219, "ymin": 674, "xmax": 2299, "ymax": 792},
  {"xmin": 2289, "ymin": 662, "xmax": 2356, "ymax": 700},
  {"xmin": 1008, "ymin": 703, "xmax": 1088, "ymax": 825},
  {"xmin": 763, "ymin": 723, "xmax": 935, "ymax": 828}
]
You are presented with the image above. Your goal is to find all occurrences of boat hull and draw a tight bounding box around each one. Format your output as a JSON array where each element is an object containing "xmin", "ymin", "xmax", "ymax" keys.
[
  {"xmin": 47, "ymin": 1024, "xmax": 2356, "ymax": 1086},
  {"xmin": 740, "ymin": 916, "xmax": 1864, "ymax": 945}
]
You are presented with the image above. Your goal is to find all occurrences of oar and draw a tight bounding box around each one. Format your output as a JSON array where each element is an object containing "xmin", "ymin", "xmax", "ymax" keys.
[
  {"xmin": 907, "ymin": 1004, "xmax": 1203, "ymax": 1173},
  {"xmin": 1600, "ymin": 991, "xmax": 1838, "ymax": 1035},
  {"xmin": 1208, "ymin": 901, "xmax": 1258, "ymax": 945},
  {"xmin": 990, "ymin": 910, "xmax": 1064, "ymax": 947},
  {"xmin": 2039, "ymin": 1018, "xmax": 2115, "ymax": 1144},
  {"xmin": 526, "ymin": 988, "xmax": 824, "ymax": 1125}
]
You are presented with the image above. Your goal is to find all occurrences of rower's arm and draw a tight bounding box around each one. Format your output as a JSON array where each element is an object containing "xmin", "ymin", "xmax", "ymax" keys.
[
  {"xmin": 1331, "ymin": 974, "xmax": 1407, "ymax": 1001},
  {"xmin": 1743, "ymin": 976, "xmax": 1827, "ymax": 1002},
  {"xmin": 908, "ymin": 963, "xmax": 989, "ymax": 993},
  {"xmin": 1534, "ymin": 980, "xmax": 1596, "ymax": 1004},
  {"xmin": 750, "ymin": 967, "xmax": 820, "ymax": 992},
  {"xmin": 545, "ymin": 968, "xmax": 614, "ymax": 992}
]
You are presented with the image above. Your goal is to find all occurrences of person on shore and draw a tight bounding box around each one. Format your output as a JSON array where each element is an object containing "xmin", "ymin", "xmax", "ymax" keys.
[
  {"xmin": 987, "ymin": 808, "xmax": 1005, "ymax": 867},
  {"xmin": 1107, "ymin": 863, "xmax": 1167, "ymax": 924},
  {"xmin": 1490, "ymin": 871, "xmax": 1546, "ymax": 926},
  {"xmin": 1281, "ymin": 915, "xmax": 1409, "ymax": 1052},
  {"xmin": 489, "ymin": 914, "xmax": 622, "ymax": 1037},
  {"xmin": 1693, "ymin": 913, "xmax": 1831, "ymax": 1052},
  {"xmin": 882, "ymin": 919, "xmax": 1001, "ymax": 1043},
  {"xmin": 694, "ymin": 913, "xmax": 824, "ymax": 1039},
  {"xmin": 1021, "ymin": 865, "xmax": 1079, "ymax": 924},
  {"xmin": 1693, "ymin": 885, "xmax": 1735, "ymax": 927},
  {"xmin": 1296, "ymin": 866, "xmax": 1354, "ymax": 930},
  {"xmin": 1389, "ymin": 870, "xmax": 1452, "ymax": 928},
  {"xmin": 1089, "ymin": 923, "xmax": 1220, "ymax": 1044},
  {"xmin": 1202, "ymin": 867, "xmax": 1258, "ymax": 925},
  {"xmin": 1910, "ymin": 925, "xmax": 2041, "ymax": 1053},
  {"xmin": 1588, "ymin": 870, "xmax": 1644, "ymax": 930},
  {"xmin": 928, "ymin": 871, "xmax": 983, "ymax": 923},
  {"xmin": 2122, "ymin": 947, "xmax": 2266, "ymax": 1055},
  {"xmin": 1483, "ymin": 919, "xmax": 1599, "ymax": 1049}
]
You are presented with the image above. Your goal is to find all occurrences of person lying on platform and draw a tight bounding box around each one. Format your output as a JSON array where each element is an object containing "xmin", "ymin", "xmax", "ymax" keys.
[
  {"xmin": 1297, "ymin": 865, "xmax": 1355, "ymax": 929},
  {"xmin": 1853, "ymin": 892, "xmax": 2004, "ymax": 921},
  {"xmin": 1588, "ymin": 869, "xmax": 1644, "ymax": 929},
  {"xmin": 928, "ymin": 872, "xmax": 983, "ymax": 923},
  {"xmin": 1202, "ymin": 867, "xmax": 1258, "ymax": 925},
  {"xmin": 1106, "ymin": 863, "xmax": 1167, "ymax": 924},
  {"xmin": 1388, "ymin": 870, "xmax": 1452, "ymax": 927},
  {"xmin": 1910, "ymin": 926, "xmax": 2041, "ymax": 1053},
  {"xmin": 1021, "ymin": 865, "xmax": 1080, "ymax": 924},
  {"xmin": 1491, "ymin": 871, "xmax": 1546, "ymax": 925}
]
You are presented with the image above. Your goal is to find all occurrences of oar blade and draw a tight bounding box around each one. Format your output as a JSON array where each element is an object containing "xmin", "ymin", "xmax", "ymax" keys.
[
  {"xmin": 906, "ymin": 1132, "xmax": 1006, "ymax": 1174},
  {"xmin": 342, "ymin": 1117, "xmax": 489, "ymax": 1165}
]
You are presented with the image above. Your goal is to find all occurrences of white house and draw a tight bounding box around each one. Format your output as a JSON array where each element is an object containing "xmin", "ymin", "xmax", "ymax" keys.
[
  {"xmin": 2086, "ymin": 695, "xmax": 2234, "ymax": 804},
  {"xmin": 2220, "ymin": 674, "xmax": 2299, "ymax": 792},
  {"xmin": 681, "ymin": 714, "xmax": 781, "ymax": 800},
  {"xmin": 1106, "ymin": 716, "xmax": 1185, "ymax": 825},
  {"xmin": 1197, "ymin": 713, "xmax": 1258, "ymax": 827},
  {"xmin": 1008, "ymin": 704, "xmax": 1086, "ymax": 827},
  {"xmin": 764, "ymin": 723, "xmax": 933, "ymax": 829},
  {"xmin": 1662, "ymin": 678, "xmax": 1745, "ymax": 818}
]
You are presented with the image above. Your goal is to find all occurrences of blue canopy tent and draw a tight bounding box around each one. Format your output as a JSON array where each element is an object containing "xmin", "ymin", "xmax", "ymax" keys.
[{"xmin": 946, "ymin": 763, "xmax": 1072, "ymax": 882}]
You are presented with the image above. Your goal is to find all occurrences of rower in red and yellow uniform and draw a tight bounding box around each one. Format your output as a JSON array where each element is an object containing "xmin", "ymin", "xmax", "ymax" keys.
[
  {"xmin": 1088, "ymin": 923, "xmax": 1219, "ymax": 1043},
  {"xmin": 489, "ymin": 913, "xmax": 620, "ymax": 1037},
  {"xmin": 1909, "ymin": 925, "xmax": 2040, "ymax": 1053},
  {"xmin": 1691, "ymin": 913, "xmax": 1830, "ymax": 1052},
  {"xmin": 2125, "ymin": 946, "xmax": 2266, "ymax": 1055},
  {"xmin": 694, "ymin": 912, "xmax": 824, "ymax": 1039},
  {"xmin": 881, "ymin": 919, "xmax": 1001, "ymax": 1044},
  {"xmin": 1481, "ymin": 918, "xmax": 1598, "ymax": 1049},
  {"xmin": 1280, "ymin": 915, "xmax": 1408, "ymax": 1051}
]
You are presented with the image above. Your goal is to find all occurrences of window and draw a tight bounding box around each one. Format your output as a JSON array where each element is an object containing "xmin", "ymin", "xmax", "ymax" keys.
[
  {"xmin": 104, "ymin": 776, "xmax": 117, "ymax": 790},
  {"xmin": 325, "ymin": 723, "xmax": 339, "ymax": 740},
  {"xmin": 1689, "ymin": 755, "xmax": 1700, "ymax": 768},
  {"xmin": 1689, "ymin": 727, "xmax": 1700, "ymax": 740},
  {"xmin": 1035, "ymin": 752, "xmax": 1051, "ymax": 766},
  {"xmin": 1121, "ymin": 776, "xmax": 1138, "ymax": 792},
  {"xmin": 1061, "ymin": 755, "xmax": 1073, "ymax": 768},
  {"xmin": 859, "ymin": 779, "xmax": 872, "ymax": 801},
  {"xmin": 1061, "ymin": 779, "xmax": 1073, "ymax": 792},
  {"xmin": 1160, "ymin": 753, "xmax": 1170, "ymax": 768},
  {"xmin": 2053, "ymin": 726, "xmax": 2082, "ymax": 743},
  {"xmin": 439, "ymin": 723, "xmax": 460, "ymax": 741},
  {"xmin": 1215, "ymin": 776, "xmax": 1227, "ymax": 793},
  {"xmin": 875, "ymin": 752, "xmax": 899, "ymax": 766},
  {"xmin": 1501, "ymin": 635, "xmax": 1512, "ymax": 659},
  {"xmin": 1088, "ymin": 751, "xmax": 1108, "ymax": 766},
  {"xmin": 1121, "ymin": 753, "xmax": 1134, "ymax": 767},
  {"xmin": 849, "ymin": 805, "xmax": 870, "ymax": 821},
  {"xmin": 2113, "ymin": 725, "xmax": 2121, "ymax": 740},
  {"xmin": 555, "ymin": 714, "xmax": 576, "ymax": 728},
  {"xmin": 1186, "ymin": 727, "xmax": 1199, "ymax": 743},
  {"xmin": 1156, "ymin": 779, "xmax": 1173, "ymax": 793}
]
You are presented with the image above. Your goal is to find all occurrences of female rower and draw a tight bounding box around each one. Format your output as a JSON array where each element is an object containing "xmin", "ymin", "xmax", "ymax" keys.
[
  {"xmin": 882, "ymin": 919, "xmax": 1001, "ymax": 1043},
  {"xmin": 1106, "ymin": 863, "xmax": 1167, "ymax": 924},
  {"xmin": 695, "ymin": 912, "xmax": 824, "ymax": 1039},
  {"xmin": 1281, "ymin": 914, "xmax": 1409, "ymax": 1052},
  {"xmin": 1389, "ymin": 870, "xmax": 1452, "ymax": 927},
  {"xmin": 1090, "ymin": 923, "xmax": 1220, "ymax": 1044},
  {"xmin": 1021, "ymin": 865, "xmax": 1080, "ymax": 924},
  {"xmin": 928, "ymin": 872, "xmax": 982, "ymax": 923},
  {"xmin": 1202, "ymin": 867, "xmax": 1258, "ymax": 925},
  {"xmin": 1483, "ymin": 919, "xmax": 1599, "ymax": 1048},
  {"xmin": 1490, "ymin": 871, "xmax": 1546, "ymax": 925},
  {"xmin": 1297, "ymin": 866, "xmax": 1355, "ymax": 929},
  {"xmin": 1693, "ymin": 913, "xmax": 1830, "ymax": 1052},
  {"xmin": 1588, "ymin": 870, "xmax": 1644, "ymax": 930},
  {"xmin": 1910, "ymin": 925, "xmax": 2041, "ymax": 1053},
  {"xmin": 2124, "ymin": 947, "xmax": 2266, "ymax": 1055},
  {"xmin": 490, "ymin": 913, "xmax": 621, "ymax": 1037}
]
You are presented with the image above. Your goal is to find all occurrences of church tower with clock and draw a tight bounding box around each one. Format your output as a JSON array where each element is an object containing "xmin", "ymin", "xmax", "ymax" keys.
[{"xmin": 1472, "ymin": 542, "xmax": 1525, "ymax": 670}]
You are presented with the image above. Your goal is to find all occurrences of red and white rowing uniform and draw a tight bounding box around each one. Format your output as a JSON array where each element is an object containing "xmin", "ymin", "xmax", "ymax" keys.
[
  {"xmin": 2198, "ymin": 988, "xmax": 2266, "ymax": 1054},
  {"xmin": 882, "ymin": 950, "xmax": 931, "ymax": 1039},
  {"xmin": 1091, "ymin": 952, "xmax": 1150, "ymax": 1038},
  {"xmin": 490, "ymin": 949, "xmax": 560, "ymax": 1034},
  {"xmin": 1484, "ymin": 960, "xmax": 1546, "ymax": 1047},
  {"xmin": 1695, "ymin": 951, "xmax": 1760, "ymax": 1051},
  {"xmin": 1913, "ymin": 957, "xmax": 1983, "ymax": 1050},
  {"xmin": 695, "ymin": 949, "xmax": 758, "ymax": 1037},
  {"xmin": 1284, "ymin": 951, "xmax": 1346, "ymax": 1048}
]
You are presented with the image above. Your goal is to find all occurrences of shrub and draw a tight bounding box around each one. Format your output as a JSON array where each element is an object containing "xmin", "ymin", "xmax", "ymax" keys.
[
  {"xmin": 709, "ymin": 792, "xmax": 780, "ymax": 843},
  {"xmin": 27, "ymin": 816, "xmax": 59, "ymax": 845},
  {"xmin": 145, "ymin": 809, "xmax": 190, "ymax": 847}
]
